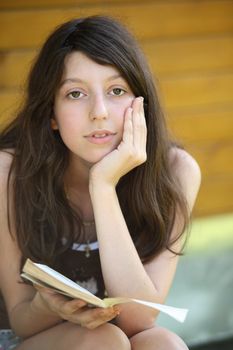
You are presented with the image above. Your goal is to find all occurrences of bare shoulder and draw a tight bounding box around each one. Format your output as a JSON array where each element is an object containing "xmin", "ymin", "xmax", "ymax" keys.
[
  {"xmin": 0, "ymin": 149, "xmax": 14, "ymax": 181},
  {"xmin": 0, "ymin": 149, "xmax": 17, "ymax": 252},
  {"xmin": 0, "ymin": 149, "xmax": 14, "ymax": 172},
  {"xmin": 0, "ymin": 150, "xmax": 14, "ymax": 215},
  {"xmin": 169, "ymin": 147, "xmax": 201, "ymax": 180},
  {"xmin": 169, "ymin": 147, "xmax": 201, "ymax": 212}
]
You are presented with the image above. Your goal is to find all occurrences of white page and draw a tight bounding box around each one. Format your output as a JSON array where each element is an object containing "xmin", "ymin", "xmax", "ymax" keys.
[
  {"xmin": 35, "ymin": 263, "xmax": 94, "ymax": 296},
  {"xmin": 133, "ymin": 299, "xmax": 188, "ymax": 323}
]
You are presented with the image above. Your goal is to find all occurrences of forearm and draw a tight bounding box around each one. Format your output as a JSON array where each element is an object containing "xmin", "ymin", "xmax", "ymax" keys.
[
  {"xmin": 90, "ymin": 184, "xmax": 155, "ymax": 296},
  {"xmin": 9, "ymin": 292, "xmax": 62, "ymax": 338},
  {"xmin": 90, "ymin": 184, "xmax": 159, "ymax": 328}
]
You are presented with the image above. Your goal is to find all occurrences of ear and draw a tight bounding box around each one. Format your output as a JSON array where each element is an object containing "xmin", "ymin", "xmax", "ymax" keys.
[{"xmin": 50, "ymin": 118, "xmax": 59, "ymax": 130}]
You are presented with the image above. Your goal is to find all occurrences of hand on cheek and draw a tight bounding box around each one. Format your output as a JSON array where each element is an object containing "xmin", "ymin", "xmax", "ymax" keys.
[
  {"xmin": 89, "ymin": 96, "xmax": 147, "ymax": 188},
  {"xmin": 124, "ymin": 96, "xmax": 147, "ymax": 152}
]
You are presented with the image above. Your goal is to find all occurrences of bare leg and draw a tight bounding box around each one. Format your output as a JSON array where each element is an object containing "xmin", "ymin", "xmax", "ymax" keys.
[
  {"xmin": 16, "ymin": 321, "xmax": 131, "ymax": 350},
  {"xmin": 130, "ymin": 326, "xmax": 188, "ymax": 350}
]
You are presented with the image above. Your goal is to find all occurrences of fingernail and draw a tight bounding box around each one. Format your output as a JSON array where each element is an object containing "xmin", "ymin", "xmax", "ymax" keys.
[
  {"xmin": 113, "ymin": 306, "xmax": 120, "ymax": 315},
  {"xmin": 100, "ymin": 310, "xmax": 108, "ymax": 316},
  {"xmin": 77, "ymin": 300, "xmax": 86, "ymax": 307}
]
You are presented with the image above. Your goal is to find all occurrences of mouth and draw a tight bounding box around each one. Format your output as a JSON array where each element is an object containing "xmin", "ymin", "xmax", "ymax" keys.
[
  {"xmin": 91, "ymin": 133, "xmax": 111, "ymax": 139},
  {"xmin": 85, "ymin": 130, "xmax": 116, "ymax": 138},
  {"xmin": 85, "ymin": 130, "xmax": 117, "ymax": 144}
]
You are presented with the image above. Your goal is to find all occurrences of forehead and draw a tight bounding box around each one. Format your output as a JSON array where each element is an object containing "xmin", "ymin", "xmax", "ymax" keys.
[{"xmin": 62, "ymin": 51, "xmax": 121, "ymax": 81}]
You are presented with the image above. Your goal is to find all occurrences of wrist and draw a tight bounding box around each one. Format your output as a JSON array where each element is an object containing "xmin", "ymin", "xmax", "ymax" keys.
[{"xmin": 89, "ymin": 177, "xmax": 116, "ymax": 197}]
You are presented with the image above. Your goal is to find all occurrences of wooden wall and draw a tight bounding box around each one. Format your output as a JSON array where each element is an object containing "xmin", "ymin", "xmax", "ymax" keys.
[{"xmin": 0, "ymin": 0, "xmax": 233, "ymax": 216}]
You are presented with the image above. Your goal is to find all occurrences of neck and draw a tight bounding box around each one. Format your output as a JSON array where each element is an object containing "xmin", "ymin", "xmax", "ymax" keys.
[
  {"xmin": 65, "ymin": 154, "xmax": 91, "ymax": 190},
  {"xmin": 64, "ymin": 155, "xmax": 94, "ymax": 221}
]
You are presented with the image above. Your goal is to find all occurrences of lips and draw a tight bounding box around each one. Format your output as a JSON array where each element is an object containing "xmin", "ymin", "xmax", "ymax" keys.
[
  {"xmin": 92, "ymin": 133, "xmax": 108, "ymax": 138},
  {"xmin": 85, "ymin": 130, "xmax": 116, "ymax": 138},
  {"xmin": 85, "ymin": 130, "xmax": 117, "ymax": 144}
]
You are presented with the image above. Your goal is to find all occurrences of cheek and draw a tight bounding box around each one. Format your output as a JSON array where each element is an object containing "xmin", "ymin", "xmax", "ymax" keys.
[
  {"xmin": 124, "ymin": 95, "xmax": 134, "ymax": 108},
  {"xmin": 53, "ymin": 110, "xmax": 81, "ymax": 145},
  {"xmin": 113, "ymin": 96, "xmax": 134, "ymax": 116},
  {"xmin": 56, "ymin": 121, "xmax": 83, "ymax": 153},
  {"xmin": 116, "ymin": 96, "xmax": 134, "ymax": 123},
  {"xmin": 54, "ymin": 103, "xmax": 80, "ymax": 129}
]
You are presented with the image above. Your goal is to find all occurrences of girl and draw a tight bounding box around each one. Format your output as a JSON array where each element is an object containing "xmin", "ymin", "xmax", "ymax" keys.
[{"xmin": 0, "ymin": 16, "xmax": 201, "ymax": 349}]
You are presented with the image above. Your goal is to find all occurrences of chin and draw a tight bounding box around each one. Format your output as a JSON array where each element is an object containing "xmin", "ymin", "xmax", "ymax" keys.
[
  {"xmin": 86, "ymin": 149, "xmax": 115, "ymax": 163},
  {"xmin": 77, "ymin": 154, "xmax": 109, "ymax": 167},
  {"xmin": 70, "ymin": 147, "xmax": 117, "ymax": 167}
]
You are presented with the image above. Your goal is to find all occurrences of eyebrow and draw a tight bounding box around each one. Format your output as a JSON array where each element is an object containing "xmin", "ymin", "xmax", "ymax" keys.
[{"xmin": 60, "ymin": 74, "xmax": 123, "ymax": 87}]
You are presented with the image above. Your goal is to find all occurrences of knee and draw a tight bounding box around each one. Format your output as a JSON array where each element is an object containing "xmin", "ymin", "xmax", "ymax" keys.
[
  {"xmin": 130, "ymin": 326, "xmax": 188, "ymax": 350},
  {"xmin": 83, "ymin": 323, "xmax": 131, "ymax": 350}
]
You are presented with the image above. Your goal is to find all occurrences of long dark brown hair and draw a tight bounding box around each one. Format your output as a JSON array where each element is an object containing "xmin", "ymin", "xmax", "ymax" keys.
[{"xmin": 0, "ymin": 15, "xmax": 188, "ymax": 265}]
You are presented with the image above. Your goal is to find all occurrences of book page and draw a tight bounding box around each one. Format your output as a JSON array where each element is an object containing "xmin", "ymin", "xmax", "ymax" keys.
[
  {"xmin": 22, "ymin": 260, "xmax": 105, "ymax": 307},
  {"xmin": 103, "ymin": 298, "xmax": 188, "ymax": 323},
  {"xmin": 34, "ymin": 263, "xmax": 94, "ymax": 296},
  {"xmin": 21, "ymin": 273, "xmax": 79, "ymax": 298}
]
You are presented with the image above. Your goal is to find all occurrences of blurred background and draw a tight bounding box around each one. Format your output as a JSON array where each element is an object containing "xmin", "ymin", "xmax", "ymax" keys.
[{"xmin": 0, "ymin": 0, "xmax": 232, "ymax": 348}]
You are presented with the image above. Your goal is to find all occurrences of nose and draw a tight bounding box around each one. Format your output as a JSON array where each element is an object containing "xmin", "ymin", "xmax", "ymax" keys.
[{"xmin": 89, "ymin": 94, "xmax": 108, "ymax": 121}]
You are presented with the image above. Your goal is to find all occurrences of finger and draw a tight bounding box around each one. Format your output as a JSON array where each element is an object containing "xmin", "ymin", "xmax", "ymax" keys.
[
  {"xmin": 33, "ymin": 284, "xmax": 56, "ymax": 294},
  {"xmin": 131, "ymin": 96, "xmax": 142, "ymax": 113},
  {"xmin": 75, "ymin": 306, "xmax": 119, "ymax": 328},
  {"xmin": 39, "ymin": 290, "xmax": 69, "ymax": 307},
  {"xmin": 132, "ymin": 97, "xmax": 147, "ymax": 151},
  {"xmin": 140, "ymin": 97, "xmax": 147, "ymax": 132},
  {"xmin": 140, "ymin": 97, "xmax": 147, "ymax": 147},
  {"xmin": 122, "ymin": 107, "xmax": 133, "ymax": 145},
  {"xmin": 36, "ymin": 288, "xmax": 86, "ymax": 311},
  {"xmin": 36, "ymin": 289, "xmax": 73, "ymax": 316},
  {"xmin": 82, "ymin": 307, "xmax": 120, "ymax": 329},
  {"xmin": 84, "ymin": 313, "xmax": 117, "ymax": 329},
  {"xmin": 61, "ymin": 299, "xmax": 87, "ymax": 314}
]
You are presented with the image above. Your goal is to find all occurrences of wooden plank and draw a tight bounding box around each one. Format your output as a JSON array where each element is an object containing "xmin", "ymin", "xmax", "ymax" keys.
[
  {"xmin": 1, "ymin": 34, "xmax": 233, "ymax": 89},
  {"xmin": 0, "ymin": 1, "xmax": 233, "ymax": 49},
  {"xmin": 186, "ymin": 141, "xmax": 233, "ymax": 177},
  {"xmin": 160, "ymin": 72, "xmax": 233, "ymax": 110},
  {"xmin": 0, "ymin": 0, "xmax": 140, "ymax": 9},
  {"xmin": 194, "ymin": 175, "xmax": 233, "ymax": 216},
  {"xmin": 167, "ymin": 107, "xmax": 233, "ymax": 143},
  {"xmin": 143, "ymin": 35, "xmax": 233, "ymax": 76},
  {"xmin": 0, "ymin": 90, "xmax": 22, "ymax": 128},
  {"xmin": 0, "ymin": 51, "xmax": 36, "ymax": 89}
]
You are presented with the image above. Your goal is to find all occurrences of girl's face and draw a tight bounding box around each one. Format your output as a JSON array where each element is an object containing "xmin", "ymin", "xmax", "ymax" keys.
[{"xmin": 53, "ymin": 51, "xmax": 135, "ymax": 166}]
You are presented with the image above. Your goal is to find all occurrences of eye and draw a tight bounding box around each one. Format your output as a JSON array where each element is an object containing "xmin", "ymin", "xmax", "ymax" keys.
[
  {"xmin": 110, "ymin": 88, "xmax": 126, "ymax": 96},
  {"xmin": 67, "ymin": 90, "xmax": 84, "ymax": 99}
]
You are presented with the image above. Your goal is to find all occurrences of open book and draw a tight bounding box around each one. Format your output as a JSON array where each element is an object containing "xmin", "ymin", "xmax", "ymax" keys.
[{"xmin": 21, "ymin": 259, "xmax": 188, "ymax": 323}]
